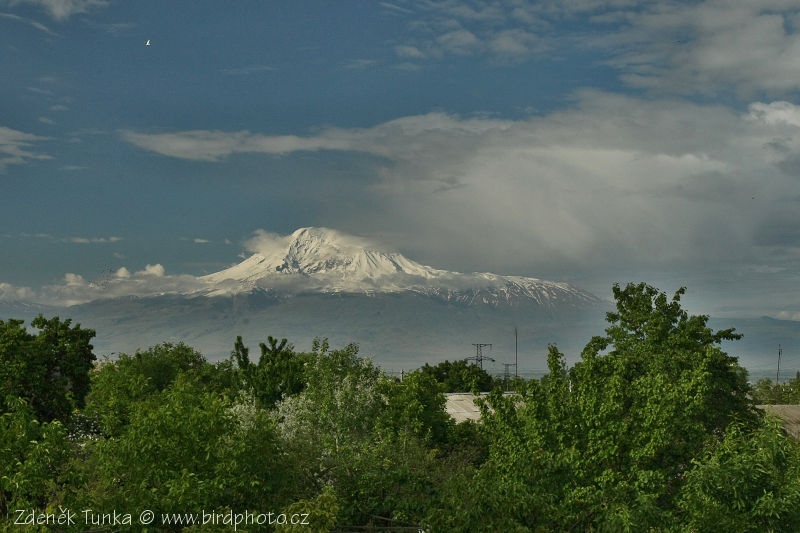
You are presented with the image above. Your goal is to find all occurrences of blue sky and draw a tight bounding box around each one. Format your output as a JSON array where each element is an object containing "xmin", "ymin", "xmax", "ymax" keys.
[{"xmin": 2, "ymin": 0, "xmax": 800, "ymax": 322}]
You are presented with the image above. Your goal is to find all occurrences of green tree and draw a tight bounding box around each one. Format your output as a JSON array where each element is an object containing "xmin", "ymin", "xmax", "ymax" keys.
[
  {"xmin": 274, "ymin": 343, "xmax": 442, "ymax": 527},
  {"xmin": 454, "ymin": 283, "xmax": 757, "ymax": 531},
  {"xmin": 753, "ymin": 373, "xmax": 800, "ymax": 404},
  {"xmin": 274, "ymin": 343, "xmax": 384, "ymax": 490},
  {"xmin": 84, "ymin": 376, "xmax": 291, "ymax": 520},
  {"xmin": 418, "ymin": 359, "xmax": 496, "ymax": 392},
  {"xmin": 0, "ymin": 397, "xmax": 74, "ymax": 523},
  {"xmin": 678, "ymin": 416, "xmax": 800, "ymax": 531},
  {"xmin": 232, "ymin": 335, "xmax": 307, "ymax": 407},
  {"xmin": 275, "ymin": 485, "xmax": 339, "ymax": 533},
  {"xmin": 83, "ymin": 342, "xmax": 209, "ymax": 436},
  {"xmin": 376, "ymin": 370, "xmax": 453, "ymax": 445},
  {"xmin": 0, "ymin": 316, "xmax": 95, "ymax": 423}
]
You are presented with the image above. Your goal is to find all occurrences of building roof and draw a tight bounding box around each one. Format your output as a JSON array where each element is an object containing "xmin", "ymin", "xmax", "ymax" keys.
[
  {"xmin": 444, "ymin": 392, "xmax": 518, "ymax": 423},
  {"xmin": 444, "ymin": 393, "xmax": 485, "ymax": 423},
  {"xmin": 758, "ymin": 405, "xmax": 800, "ymax": 440},
  {"xmin": 447, "ymin": 394, "xmax": 800, "ymax": 440}
]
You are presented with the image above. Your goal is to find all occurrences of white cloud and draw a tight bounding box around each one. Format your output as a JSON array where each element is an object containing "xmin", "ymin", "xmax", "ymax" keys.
[
  {"xmin": 744, "ymin": 101, "xmax": 800, "ymax": 174},
  {"xmin": 122, "ymin": 113, "xmax": 510, "ymax": 162},
  {"xmin": 23, "ymin": 264, "xmax": 208, "ymax": 306},
  {"xmin": 4, "ymin": 0, "xmax": 108, "ymax": 21},
  {"xmin": 66, "ymin": 236, "xmax": 121, "ymax": 243},
  {"xmin": 748, "ymin": 101, "xmax": 800, "ymax": 128},
  {"xmin": 0, "ymin": 126, "xmax": 50, "ymax": 172},
  {"xmin": 395, "ymin": 44, "xmax": 424, "ymax": 58},
  {"xmin": 11, "ymin": 233, "xmax": 122, "ymax": 242},
  {"xmin": 488, "ymin": 29, "xmax": 545, "ymax": 61},
  {"xmin": 380, "ymin": 2, "xmax": 414, "ymax": 15},
  {"xmin": 89, "ymin": 21, "xmax": 135, "ymax": 35},
  {"xmin": 387, "ymin": 1, "xmax": 551, "ymax": 65},
  {"xmin": 121, "ymin": 91, "xmax": 800, "ymax": 280},
  {"xmin": 588, "ymin": 0, "xmax": 800, "ymax": 97},
  {"xmin": 193, "ymin": 238, "xmax": 210, "ymax": 243},
  {"xmin": 64, "ymin": 272, "xmax": 85, "ymax": 286},
  {"xmin": 13, "ymin": 232, "xmax": 55, "ymax": 240},
  {"xmin": 244, "ymin": 228, "xmax": 384, "ymax": 262},
  {"xmin": 441, "ymin": 1, "xmax": 506, "ymax": 22},
  {"xmin": 776, "ymin": 311, "xmax": 800, "ymax": 321},
  {"xmin": 137, "ymin": 264, "xmax": 165, "ymax": 277},
  {"xmin": 243, "ymin": 230, "xmax": 291, "ymax": 257},
  {"xmin": 388, "ymin": 1, "xmax": 800, "ymax": 96},
  {"xmin": 0, "ymin": 282, "xmax": 36, "ymax": 301},
  {"xmin": 123, "ymin": 129, "xmax": 355, "ymax": 161},
  {"xmin": 393, "ymin": 62, "xmax": 423, "ymax": 71},
  {"xmin": 218, "ymin": 64, "xmax": 274, "ymax": 75},
  {"xmin": 436, "ymin": 29, "xmax": 482, "ymax": 55},
  {"xmin": 38, "ymin": 116, "xmax": 55, "ymax": 125},
  {"xmin": 343, "ymin": 58, "xmax": 379, "ymax": 70},
  {"xmin": 0, "ymin": 11, "xmax": 57, "ymax": 34}
]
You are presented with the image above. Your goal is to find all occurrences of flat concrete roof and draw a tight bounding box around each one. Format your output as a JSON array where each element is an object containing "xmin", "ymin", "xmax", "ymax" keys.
[
  {"xmin": 444, "ymin": 392, "xmax": 517, "ymax": 423},
  {"xmin": 757, "ymin": 405, "xmax": 800, "ymax": 440},
  {"xmin": 446, "ymin": 394, "xmax": 800, "ymax": 440},
  {"xmin": 444, "ymin": 393, "xmax": 486, "ymax": 423}
]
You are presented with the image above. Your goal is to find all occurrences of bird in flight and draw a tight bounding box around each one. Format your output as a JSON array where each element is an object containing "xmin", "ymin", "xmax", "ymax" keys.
[{"xmin": 145, "ymin": 39, "xmax": 150, "ymax": 46}]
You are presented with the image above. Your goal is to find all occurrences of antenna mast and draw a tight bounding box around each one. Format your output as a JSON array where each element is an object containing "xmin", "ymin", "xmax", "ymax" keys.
[
  {"xmin": 515, "ymin": 327, "xmax": 518, "ymax": 379},
  {"xmin": 777, "ymin": 344, "xmax": 782, "ymax": 384}
]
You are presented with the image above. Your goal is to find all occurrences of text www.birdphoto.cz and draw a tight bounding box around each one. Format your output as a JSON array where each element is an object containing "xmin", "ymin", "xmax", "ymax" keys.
[{"xmin": 14, "ymin": 508, "xmax": 311, "ymax": 530}]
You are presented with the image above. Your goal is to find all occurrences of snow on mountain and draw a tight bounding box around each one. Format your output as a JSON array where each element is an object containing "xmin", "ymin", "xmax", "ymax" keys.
[
  {"xmin": 200, "ymin": 227, "xmax": 441, "ymax": 289},
  {"xmin": 195, "ymin": 227, "xmax": 601, "ymax": 309}
]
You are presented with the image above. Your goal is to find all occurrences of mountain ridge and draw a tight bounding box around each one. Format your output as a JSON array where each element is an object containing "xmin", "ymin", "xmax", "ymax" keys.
[
  {"xmin": 0, "ymin": 227, "xmax": 608, "ymax": 366},
  {"xmin": 194, "ymin": 227, "xmax": 602, "ymax": 309}
]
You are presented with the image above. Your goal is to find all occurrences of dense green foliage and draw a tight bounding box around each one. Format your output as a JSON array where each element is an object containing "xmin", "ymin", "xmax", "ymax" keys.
[
  {"xmin": 428, "ymin": 284, "xmax": 799, "ymax": 532},
  {"xmin": 678, "ymin": 417, "xmax": 800, "ymax": 532},
  {"xmin": 418, "ymin": 358, "xmax": 497, "ymax": 392},
  {"xmin": 84, "ymin": 342, "xmax": 210, "ymax": 436},
  {"xmin": 232, "ymin": 335, "xmax": 309, "ymax": 408},
  {"xmin": 0, "ymin": 316, "xmax": 95, "ymax": 423},
  {"xmin": 0, "ymin": 398, "xmax": 74, "ymax": 520},
  {"xmin": 2, "ymin": 285, "xmax": 800, "ymax": 532},
  {"xmin": 753, "ymin": 372, "xmax": 800, "ymax": 404}
]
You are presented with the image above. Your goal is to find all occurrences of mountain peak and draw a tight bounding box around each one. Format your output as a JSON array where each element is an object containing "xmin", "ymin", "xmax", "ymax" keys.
[
  {"xmin": 201, "ymin": 227, "xmax": 433, "ymax": 288},
  {"xmin": 281, "ymin": 227, "xmax": 381, "ymax": 273},
  {"xmin": 289, "ymin": 226, "xmax": 357, "ymax": 243},
  {"xmin": 197, "ymin": 227, "xmax": 602, "ymax": 309}
]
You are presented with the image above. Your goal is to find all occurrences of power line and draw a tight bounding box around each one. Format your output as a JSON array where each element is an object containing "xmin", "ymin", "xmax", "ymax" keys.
[{"xmin": 467, "ymin": 343, "xmax": 494, "ymax": 370}]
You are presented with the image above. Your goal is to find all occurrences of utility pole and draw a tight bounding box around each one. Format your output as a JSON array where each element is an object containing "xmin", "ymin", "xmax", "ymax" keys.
[
  {"xmin": 515, "ymin": 327, "xmax": 518, "ymax": 379},
  {"xmin": 503, "ymin": 363, "xmax": 516, "ymax": 391},
  {"xmin": 467, "ymin": 343, "xmax": 494, "ymax": 370},
  {"xmin": 777, "ymin": 344, "xmax": 782, "ymax": 384}
]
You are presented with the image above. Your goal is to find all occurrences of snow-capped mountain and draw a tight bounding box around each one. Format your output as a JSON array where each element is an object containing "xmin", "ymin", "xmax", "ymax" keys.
[
  {"xmin": 195, "ymin": 227, "xmax": 601, "ymax": 309},
  {"xmin": 1, "ymin": 227, "xmax": 795, "ymax": 371},
  {"xmin": 0, "ymin": 227, "xmax": 608, "ymax": 367}
]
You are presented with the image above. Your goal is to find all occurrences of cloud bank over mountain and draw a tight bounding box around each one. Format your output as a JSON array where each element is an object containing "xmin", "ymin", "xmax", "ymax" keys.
[
  {"xmin": 3, "ymin": 1, "xmax": 800, "ymax": 334},
  {"xmin": 123, "ymin": 94, "xmax": 800, "ymax": 282},
  {"xmin": 0, "ymin": 227, "xmax": 601, "ymax": 310}
]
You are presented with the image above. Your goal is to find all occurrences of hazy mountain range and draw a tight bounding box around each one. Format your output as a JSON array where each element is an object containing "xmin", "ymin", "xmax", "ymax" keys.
[{"xmin": 1, "ymin": 227, "xmax": 797, "ymax": 376}]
